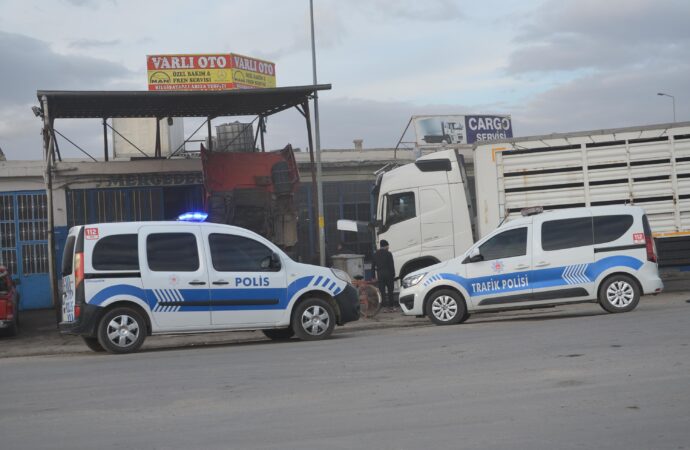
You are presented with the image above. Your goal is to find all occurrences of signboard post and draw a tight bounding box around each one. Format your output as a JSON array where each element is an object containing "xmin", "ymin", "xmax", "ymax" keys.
[{"xmin": 146, "ymin": 53, "xmax": 276, "ymax": 91}]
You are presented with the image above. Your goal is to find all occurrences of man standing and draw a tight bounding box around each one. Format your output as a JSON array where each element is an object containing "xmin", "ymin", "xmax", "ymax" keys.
[{"xmin": 372, "ymin": 240, "xmax": 396, "ymax": 308}]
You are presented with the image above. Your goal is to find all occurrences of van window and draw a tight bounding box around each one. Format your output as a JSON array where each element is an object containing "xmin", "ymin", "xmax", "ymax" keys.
[
  {"xmin": 208, "ymin": 234, "xmax": 275, "ymax": 272},
  {"xmin": 386, "ymin": 192, "xmax": 416, "ymax": 227},
  {"xmin": 92, "ymin": 234, "xmax": 139, "ymax": 271},
  {"xmin": 61, "ymin": 236, "xmax": 76, "ymax": 276},
  {"xmin": 593, "ymin": 215, "xmax": 634, "ymax": 244},
  {"xmin": 479, "ymin": 227, "xmax": 527, "ymax": 260},
  {"xmin": 542, "ymin": 217, "xmax": 593, "ymax": 251},
  {"xmin": 146, "ymin": 233, "xmax": 199, "ymax": 272}
]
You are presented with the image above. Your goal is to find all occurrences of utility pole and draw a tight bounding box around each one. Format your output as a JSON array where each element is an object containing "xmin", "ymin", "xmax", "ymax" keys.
[{"xmin": 310, "ymin": 0, "xmax": 326, "ymax": 266}]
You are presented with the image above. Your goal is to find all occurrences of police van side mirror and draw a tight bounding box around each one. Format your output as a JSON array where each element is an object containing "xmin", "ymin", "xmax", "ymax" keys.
[
  {"xmin": 463, "ymin": 247, "xmax": 483, "ymax": 264},
  {"xmin": 270, "ymin": 252, "xmax": 282, "ymax": 270}
]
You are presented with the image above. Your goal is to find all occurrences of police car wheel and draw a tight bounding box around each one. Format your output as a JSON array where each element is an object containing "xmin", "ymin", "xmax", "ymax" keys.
[
  {"xmin": 262, "ymin": 328, "xmax": 295, "ymax": 341},
  {"xmin": 293, "ymin": 298, "xmax": 336, "ymax": 341},
  {"xmin": 82, "ymin": 336, "xmax": 106, "ymax": 352},
  {"xmin": 97, "ymin": 307, "xmax": 147, "ymax": 354},
  {"xmin": 426, "ymin": 289, "xmax": 467, "ymax": 325},
  {"xmin": 598, "ymin": 275, "xmax": 640, "ymax": 313}
]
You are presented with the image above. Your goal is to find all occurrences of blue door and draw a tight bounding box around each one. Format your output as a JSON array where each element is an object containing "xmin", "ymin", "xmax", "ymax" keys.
[{"xmin": 0, "ymin": 191, "xmax": 51, "ymax": 310}]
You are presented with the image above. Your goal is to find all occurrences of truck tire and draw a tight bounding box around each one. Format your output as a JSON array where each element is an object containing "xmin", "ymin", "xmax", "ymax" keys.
[
  {"xmin": 292, "ymin": 298, "xmax": 335, "ymax": 341},
  {"xmin": 97, "ymin": 307, "xmax": 147, "ymax": 354},
  {"xmin": 598, "ymin": 274, "xmax": 640, "ymax": 313},
  {"xmin": 262, "ymin": 328, "xmax": 295, "ymax": 341},
  {"xmin": 425, "ymin": 289, "xmax": 469, "ymax": 325},
  {"xmin": 82, "ymin": 336, "xmax": 106, "ymax": 352}
]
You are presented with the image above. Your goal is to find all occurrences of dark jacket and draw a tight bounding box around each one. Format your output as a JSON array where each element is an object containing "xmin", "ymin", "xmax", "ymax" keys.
[{"xmin": 372, "ymin": 248, "xmax": 395, "ymax": 280}]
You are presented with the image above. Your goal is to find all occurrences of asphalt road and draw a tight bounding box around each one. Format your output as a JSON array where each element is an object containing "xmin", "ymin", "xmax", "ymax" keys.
[{"xmin": 1, "ymin": 295, "xmax": 689, "ymax": 450}]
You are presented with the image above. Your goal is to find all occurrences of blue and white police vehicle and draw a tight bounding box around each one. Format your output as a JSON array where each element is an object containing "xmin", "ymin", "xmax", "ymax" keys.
[
  {"xmin": 59, "ymin": 220, "xmax": 359, "ymax": 353},
  {"xmin": 399, "ymin": 205, "xmax": 663, "ymax": 325}
]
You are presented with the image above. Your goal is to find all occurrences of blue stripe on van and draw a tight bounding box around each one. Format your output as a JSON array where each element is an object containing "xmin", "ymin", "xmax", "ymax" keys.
[
  {"xmin": 86, "ymin": 275, "xmax": 336, "ymax": 312},
  {"xmin": 424, "ymin": 255, "xmax": 643, "ymax": 297}
]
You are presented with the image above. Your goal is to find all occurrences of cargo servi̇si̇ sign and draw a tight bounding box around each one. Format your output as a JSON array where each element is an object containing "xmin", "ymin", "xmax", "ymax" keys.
[
  {"xmin": 412, "ymin": 114, "xmax": 513, "ymax": 146},
  {"xmin": 146, "ymin": 53, "xmax": 276, "ymax": 91}
]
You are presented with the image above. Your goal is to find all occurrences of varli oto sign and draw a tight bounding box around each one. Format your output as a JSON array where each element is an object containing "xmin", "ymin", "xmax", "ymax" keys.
[{"xmin": 146, "ymin": 53, "xmax": 276, "ymax": 91}]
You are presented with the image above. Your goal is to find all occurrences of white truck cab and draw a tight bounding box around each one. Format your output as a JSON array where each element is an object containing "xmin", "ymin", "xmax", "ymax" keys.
[
  {"xmin": 399, "ymin": 205, "xmax": 663, "ymax": 325},
  {"xmin": 374, "ymin": 149, "xmax": 474, "ymax": 280},
  {"xmin": 59, "ymin": 221, "xmax": 359, "ymax": 353}
]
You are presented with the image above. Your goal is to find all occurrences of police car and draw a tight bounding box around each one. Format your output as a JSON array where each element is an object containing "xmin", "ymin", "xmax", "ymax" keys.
[
  {"xmin": 59, "ymin": 221, "xmax": 359, "ymax": 353},
  {"xmin": 399, "ymin": 205, "xmax": 663, "ymax": 325}
]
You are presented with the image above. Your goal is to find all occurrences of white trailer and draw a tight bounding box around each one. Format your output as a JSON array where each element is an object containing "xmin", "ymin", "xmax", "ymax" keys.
[
  {"xmin": 344, "ymin": 121, "xmax": 690, "ymax": 279},
  {"xmin": 474, "ymin": 121, "xmax": 690, "ymax": 266}
]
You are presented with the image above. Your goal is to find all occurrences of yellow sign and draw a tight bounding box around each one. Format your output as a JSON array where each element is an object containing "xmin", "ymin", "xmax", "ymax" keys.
[{"xmin": 147, "ymin": 53, "xmax": 276, "ymax": 91}]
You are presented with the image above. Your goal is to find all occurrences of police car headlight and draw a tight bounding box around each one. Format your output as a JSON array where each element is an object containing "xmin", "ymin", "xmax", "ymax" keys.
[
  {"xmin": 402, "ymin": 272, "xmax": 427, "ymax": 289},
  {"xmin": 331, "ymin": 268, "xmax": 352, "ymax": 284}
]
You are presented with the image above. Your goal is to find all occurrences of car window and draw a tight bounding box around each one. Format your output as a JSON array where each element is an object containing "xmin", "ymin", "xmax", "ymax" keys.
[
  {"xmin": 541, "ymin": 217, "xmax": 593, "ymax": 251},
  {"xmin": 92, "ymin": 234, "xmax": 139, "ymax": 271},
  {"xmin": 208, "ymin": 234, "xmax": 276, "ymax": 272},
  {"xmin": 146, "ymin": 233, "xmax": 199, "ymax": 272},
  {"xmin": 0, "ymin": 274, "xmax": 7, "ymax": 292},
  {"xmin": 386, "ymin": 191, "xmax": 416, "ymax": 227},
  {"xmin": 479, "ymin": 227, "xmax": 528, "ymax": 260},
  {"xmin": 593, "ymin": 215, "xmax": 634, "ymax": 244}
]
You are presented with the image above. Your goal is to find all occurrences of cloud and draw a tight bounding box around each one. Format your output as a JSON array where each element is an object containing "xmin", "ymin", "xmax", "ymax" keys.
[
  {"xmin": 511, "ymin": 63, "xmax": 690, "ymax": 135},
  {"xmin": 358, "ymin": 0, "xmax": 464, "ymax": 22},
  {"xmin": 68, "ymin": 38, "xmax": 122, "ymax": 49},
  {"xmin": 0, "ymin": 31, "xmax": 134, "ymax": 158},
  {"xmin": 508, "ymin": 0, "xmax": 690, "ymax": 73}
]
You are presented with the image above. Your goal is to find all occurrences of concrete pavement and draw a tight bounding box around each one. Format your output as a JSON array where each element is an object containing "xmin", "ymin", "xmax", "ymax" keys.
[{"xmin": 1, "ymin": 293, "xmax": 689, "ymax": 449}]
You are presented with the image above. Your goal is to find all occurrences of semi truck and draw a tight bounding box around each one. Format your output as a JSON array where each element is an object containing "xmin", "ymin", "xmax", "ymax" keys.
[{"xmin": 341, "ymin": 121, "xmax": 690, "ymax": 280}]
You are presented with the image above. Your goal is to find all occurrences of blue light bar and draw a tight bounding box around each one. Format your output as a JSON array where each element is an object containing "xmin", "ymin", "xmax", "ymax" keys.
[{"xmin": 177, "ymin": 211, "xmax": 208, "ymax": 222}]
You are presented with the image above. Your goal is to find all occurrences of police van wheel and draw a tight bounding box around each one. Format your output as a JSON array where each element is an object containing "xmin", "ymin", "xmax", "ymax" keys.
[
  {"xmin": 262, "ymin": 328, "xmax": 295, "ymax": 341},
  {"xmin": 82, "ymin": 336, "xmax": 106, "ymax": 352},
  {"xmin": 293, "ymin": 298, "xmax": 336, "ymax": 341},
  {"xmin": 426, "ymin": 289, "xmax": 467, "ymax": 325},
  {"xmin": 598, "ymin": 275, "xmax": 640, "ymax": 313},
  {"xmin": 97, "ymin": 307, "xmax": 147, "ymax": 354}
]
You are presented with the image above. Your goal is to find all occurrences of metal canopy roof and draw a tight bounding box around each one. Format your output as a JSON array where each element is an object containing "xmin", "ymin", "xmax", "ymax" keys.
[{"xmin": 36, "ymin": 84, "xmax": 331, "ymax": 119}]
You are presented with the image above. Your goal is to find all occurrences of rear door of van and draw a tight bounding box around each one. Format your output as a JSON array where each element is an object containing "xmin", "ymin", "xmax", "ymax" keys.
[
  {"xmin": 139, "ymin": 225, "xmax": 211, "ymax": 331},
  {"xmin": 60, "ymin": 227, "xmax": 80, "ymax": 323}
]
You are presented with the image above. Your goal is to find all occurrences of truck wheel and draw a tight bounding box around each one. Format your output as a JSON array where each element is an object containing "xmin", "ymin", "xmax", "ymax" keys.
[
  {"xmin": 426, "ymin": 289, "xmax": 468, "ymax": 325},
  {"xmin": 292, "ymin": 298, "xmax": 335, "ymax": 341},
  {"xmin": 598, "ymin": 275, "xmax": 640, "ymax": 313},
  {"xmin": 97, "ymin": 307, "xmax": 147, "ymax": 354},
  {"xmin": 262, "ymin": 328, "xmax": 295, "ymax": 341},
  {"xmin": 82, "ymin": 336, "xmax": 106, "ymax": 352}
]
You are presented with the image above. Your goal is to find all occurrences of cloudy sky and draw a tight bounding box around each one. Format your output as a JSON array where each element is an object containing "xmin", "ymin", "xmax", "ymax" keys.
[{"xmin": 0, "ymin": 0, "xmax": 688, "ymax": 160}]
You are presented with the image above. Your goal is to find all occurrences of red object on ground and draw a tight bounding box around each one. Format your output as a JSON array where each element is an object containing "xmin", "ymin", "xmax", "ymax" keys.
[{"xmin": 0, "ymin": 266, "xmax": 19, "ymax": 336}]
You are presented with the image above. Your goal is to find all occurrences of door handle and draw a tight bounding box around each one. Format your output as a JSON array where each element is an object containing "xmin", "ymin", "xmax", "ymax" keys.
[
  {"xmin": 514, "ymin": 264, "xmax": 529, "ymax": 270},
  {"xmin": 189, "ymin": 280, "xmax": 207, "ymax": 286},
  {"xmin": 212, "ymin": 280, "xmax": 229, "ymax": 285},
  {"xmin": 535, "ymin": 261, "xmax": 550, "ymax": 267}
]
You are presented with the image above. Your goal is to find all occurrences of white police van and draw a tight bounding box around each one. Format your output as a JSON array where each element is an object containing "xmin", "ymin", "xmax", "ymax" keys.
[
  {"xmin": 399, "ymin": 205, "xmax": 663, "ymax": 325},
  {"xmin": 59, "ymin": 221, "xmax": 359, "ymax": 353}
]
